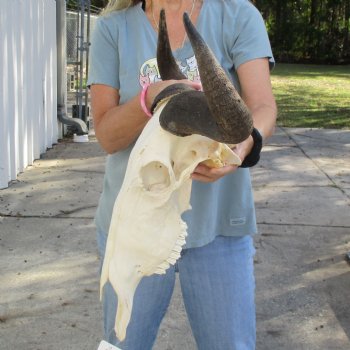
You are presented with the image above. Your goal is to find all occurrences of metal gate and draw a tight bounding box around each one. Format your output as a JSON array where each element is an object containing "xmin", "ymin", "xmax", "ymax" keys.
[{"xmin": 66, "ymin": 0, "xmax": 99, "ymax": 128}]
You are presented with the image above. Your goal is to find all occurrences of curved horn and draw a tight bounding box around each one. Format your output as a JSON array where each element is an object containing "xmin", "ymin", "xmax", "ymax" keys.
[
  {"xmin": 157, "ymin": 9, "xmax": 186, "ymax": 80},
  {"xmin": 183, "ymin": 13, "xmax": 253, "ymax": 143}
]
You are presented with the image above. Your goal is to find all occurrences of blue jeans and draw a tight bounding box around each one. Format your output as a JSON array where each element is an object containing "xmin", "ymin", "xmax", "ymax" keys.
[{"xmin": 97, "ymin": 232, "xmax": 256, "ymax": 350}]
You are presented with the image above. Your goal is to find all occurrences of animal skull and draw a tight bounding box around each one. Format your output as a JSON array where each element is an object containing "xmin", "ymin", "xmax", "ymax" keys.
[{"xmin": 100, "ymin": 102, "xmax": 241, "ymax": 341}]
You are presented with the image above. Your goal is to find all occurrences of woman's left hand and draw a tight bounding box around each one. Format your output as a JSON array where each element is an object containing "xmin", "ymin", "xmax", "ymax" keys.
[{"xmin": 191, "ymin": 135, "xmax": 254, "ymax": 183}]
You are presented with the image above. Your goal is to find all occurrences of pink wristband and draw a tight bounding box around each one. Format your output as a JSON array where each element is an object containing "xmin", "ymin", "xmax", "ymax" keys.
[{"xmin": 140, "ymin": 83, "xmax": 153, "ymax": 118}]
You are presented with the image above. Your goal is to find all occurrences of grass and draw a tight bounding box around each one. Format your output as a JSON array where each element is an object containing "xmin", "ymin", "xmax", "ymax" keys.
[{"xmin": 271, "ymin": 64, "xmax": 350, "ymax": 129}]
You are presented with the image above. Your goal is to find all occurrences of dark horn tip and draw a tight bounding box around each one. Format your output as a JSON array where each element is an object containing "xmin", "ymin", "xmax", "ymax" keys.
[
  {"xmin": 183, "ymin": 12, "xmax": 193, "ymax": 31},
  {"xmin": 159, "ymin": 9, "xmax": 165, "ymax": 28},
  {"xmin": 157, "ymin": 7, "xmax": 187, "ymax": 80}
]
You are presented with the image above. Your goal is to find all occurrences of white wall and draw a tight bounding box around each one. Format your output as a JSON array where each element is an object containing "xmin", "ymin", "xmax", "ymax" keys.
[{"xmin": 0, "ymin": 0, "xmax": 58, "ymax": 189}]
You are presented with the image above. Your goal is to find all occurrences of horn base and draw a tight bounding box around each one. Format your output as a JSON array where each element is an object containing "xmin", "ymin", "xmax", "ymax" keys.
[{"xmin": 159, "ymin": 90, "xmax": 252, "ymax": 144}]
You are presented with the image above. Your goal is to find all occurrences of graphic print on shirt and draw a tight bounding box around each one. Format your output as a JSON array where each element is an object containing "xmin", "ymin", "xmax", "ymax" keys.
[
  {"xmin": 139, "ymin": 55, "xmax": 200, "ymax": 87},
  {"xmin": 184, "ymin": 56, "xmax": 201, "ymax": 82}
]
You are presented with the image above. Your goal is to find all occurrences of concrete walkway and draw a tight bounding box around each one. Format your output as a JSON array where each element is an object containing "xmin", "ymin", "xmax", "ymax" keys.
[{"xmin": 0, "ymin": 127, "xmax": 349, "ymax": 350}]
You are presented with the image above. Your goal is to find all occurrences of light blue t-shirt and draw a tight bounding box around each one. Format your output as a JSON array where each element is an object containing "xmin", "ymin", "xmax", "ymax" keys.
[{"xmin": 88, "ymin": 0, "xmax": 274, "ymax": 248}]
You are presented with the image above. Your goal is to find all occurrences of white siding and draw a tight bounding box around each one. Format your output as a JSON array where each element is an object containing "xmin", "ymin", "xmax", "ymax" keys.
[{"xmin": 0, "ymin": 0, "xmax": 58, "ymax": 189}]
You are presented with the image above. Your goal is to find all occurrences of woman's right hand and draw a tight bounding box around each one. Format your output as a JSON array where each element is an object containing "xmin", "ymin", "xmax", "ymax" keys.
[{"xmin": 145, "ymin": 79, "xmax": 202, "ymax": 111}]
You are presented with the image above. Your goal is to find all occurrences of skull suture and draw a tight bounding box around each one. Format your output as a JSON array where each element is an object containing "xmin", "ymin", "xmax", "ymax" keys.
[{"xmin": 100, "ymin": 102, "xmax": 241, "ymax": 341}]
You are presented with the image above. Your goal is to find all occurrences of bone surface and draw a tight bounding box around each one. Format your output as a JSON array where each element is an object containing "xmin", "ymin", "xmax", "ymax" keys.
[{"xmin": 100, "ymin": 102, "xmax": 241, "ymax": 341}]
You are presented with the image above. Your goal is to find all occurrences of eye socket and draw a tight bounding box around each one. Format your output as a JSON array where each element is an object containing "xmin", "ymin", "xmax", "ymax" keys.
[{"xmin": 140, "ymin": 161, "xmax": 171, "ymax": 192}]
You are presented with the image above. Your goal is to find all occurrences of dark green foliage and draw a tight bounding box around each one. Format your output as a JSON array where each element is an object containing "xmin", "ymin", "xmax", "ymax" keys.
[
  {"xmin": 79, "ymin": 0, "xmax": 350, "ymax": 64},
  {"xmin": 253, "ymin": 0, "xmax": 350, "ymax": 64},
  {"xmin": 90, "ymin": 0, "xmax": 108, "ymax": 8},
  {"xmin": 67, "ymin": 0, "xmax": 108, "ymax": 14}
]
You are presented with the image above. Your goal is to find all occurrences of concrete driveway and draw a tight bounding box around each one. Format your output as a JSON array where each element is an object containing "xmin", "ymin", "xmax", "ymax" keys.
[{"xmin": 0, "ymin": 127, "xmax": 349, "ymax": 349}]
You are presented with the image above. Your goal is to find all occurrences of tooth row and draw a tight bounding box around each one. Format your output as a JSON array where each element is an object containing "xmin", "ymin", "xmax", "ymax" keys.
[
  {"xmin": 167, "ymin": 257, "xmax": 177, "ymax": 264},
  {"xmin": 155, "ymin": 267, "xmax": 167, "ymax": 274},
  {"xmin": 155, "ymin": 228, "xmax": 188, "ymax": 274}
]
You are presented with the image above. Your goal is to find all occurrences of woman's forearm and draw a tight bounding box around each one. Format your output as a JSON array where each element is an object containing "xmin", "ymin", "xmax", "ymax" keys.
[
  {"xmin": 250, "ymin": 103, "xmax": 277, "ymax": 141},
  {"xmin": 94, "ymin": 93, "xmax": 148, "ymax": 154},
  {"xmin": 91, "ymin": 80, "xmax": 202, "ymax": 154},
  {"xmin": 237, "ymin": 58, "xmax": 277, "ymax": 142}
]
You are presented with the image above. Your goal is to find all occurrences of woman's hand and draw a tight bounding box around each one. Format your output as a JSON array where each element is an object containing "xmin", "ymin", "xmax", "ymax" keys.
[
  {"xmin": 191, "ymin": 163, "xmax": 238, "ymax": 183},
  {"xmin": 145, "ymin": 79, "xmax": 202, "ymax": 110},
  {"xmin": 191, "ymin": 135, "xmax": 254, "ymax": 183},
  {"xmin": 232, "ymin": 134, "xmax": 254, "ymax": 163}
]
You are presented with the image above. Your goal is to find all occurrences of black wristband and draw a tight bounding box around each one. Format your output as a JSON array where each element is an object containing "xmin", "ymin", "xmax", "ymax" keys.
[{"xmin": 240, "ymin": 128, "xmax": 263, "ymax": 168}]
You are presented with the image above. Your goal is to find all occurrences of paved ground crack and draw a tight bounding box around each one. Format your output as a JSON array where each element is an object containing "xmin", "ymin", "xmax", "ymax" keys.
[
  {"xmin": 0, "ymin": 204, "xmax": 97, "ymax": 220},
  {"xmin": 280, "ymin": 127, "xmax": 350, "ymax": 200},
  {"xmin": 258, "ymin": 221, "xmax": 350, "ymax": 228}
]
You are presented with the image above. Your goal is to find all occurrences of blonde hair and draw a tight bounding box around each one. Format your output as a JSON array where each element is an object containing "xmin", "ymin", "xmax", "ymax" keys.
[{"xmin": 100, "ymin": 0, "xmax": 142, "ymax": 15}]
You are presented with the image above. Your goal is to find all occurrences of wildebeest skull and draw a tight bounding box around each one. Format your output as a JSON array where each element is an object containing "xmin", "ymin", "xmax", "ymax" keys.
[{"xmin": 100, "ymin": 10, "xmax": 253, "ymax": 341}]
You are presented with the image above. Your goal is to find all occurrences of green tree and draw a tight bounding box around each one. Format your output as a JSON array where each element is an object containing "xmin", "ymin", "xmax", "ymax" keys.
[
  {"xmin": 253, "ymin": 0, "xmax": 350, "ymax": 64},
  {"xmin": 90, "ymin": 0, "xmax": 108, "ymax": 8}
]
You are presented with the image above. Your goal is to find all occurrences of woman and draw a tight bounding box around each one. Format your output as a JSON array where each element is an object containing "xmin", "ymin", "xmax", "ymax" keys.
[{"xmin": 88, "ymin": 0, "xmax": 277, "ymax": 349}]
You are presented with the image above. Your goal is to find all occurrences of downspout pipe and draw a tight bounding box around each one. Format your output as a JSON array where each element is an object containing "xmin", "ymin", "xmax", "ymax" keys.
[{"xmin": 56, "ymin": 0, "xmax": 88, "ymax": 135}]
